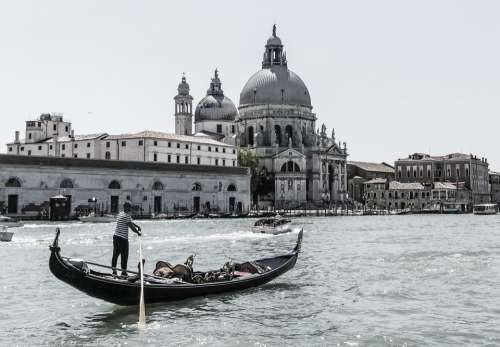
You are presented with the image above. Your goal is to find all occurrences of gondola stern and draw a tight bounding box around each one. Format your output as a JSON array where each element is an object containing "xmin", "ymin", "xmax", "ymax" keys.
[
  {"xmin": 293, "ymin": 229, "xmax": 303, "ymax": 254},
  {"xmin": 49, "ymin": 227, "xmax": 61, "ymax": 253}
]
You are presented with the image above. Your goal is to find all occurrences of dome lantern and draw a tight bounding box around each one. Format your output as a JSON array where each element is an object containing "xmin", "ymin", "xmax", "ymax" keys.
[{"xmin": 262, "ymin": 24, "xmax": 287, "ymax": 69}]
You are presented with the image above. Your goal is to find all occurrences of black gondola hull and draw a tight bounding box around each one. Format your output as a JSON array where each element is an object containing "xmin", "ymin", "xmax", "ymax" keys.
[{"xmin": 49, "ymin": 229, "xmax": 302, "ymax": 306}]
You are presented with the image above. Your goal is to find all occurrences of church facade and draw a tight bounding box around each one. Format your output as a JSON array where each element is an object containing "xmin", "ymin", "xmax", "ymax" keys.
[{"xmin": 235, "ymin": 26, "xmax": 348, "ymax": 206}]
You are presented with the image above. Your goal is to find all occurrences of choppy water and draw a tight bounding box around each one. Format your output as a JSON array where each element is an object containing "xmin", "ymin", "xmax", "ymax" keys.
[{"xmin": 1, "ymin": 215, "xmax": 500, "ymax": 346}]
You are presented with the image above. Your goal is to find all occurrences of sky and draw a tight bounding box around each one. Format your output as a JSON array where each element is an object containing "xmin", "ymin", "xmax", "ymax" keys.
[{"xmin": 0, "ymin": 0, "xmax": 499, "ymax": 170}]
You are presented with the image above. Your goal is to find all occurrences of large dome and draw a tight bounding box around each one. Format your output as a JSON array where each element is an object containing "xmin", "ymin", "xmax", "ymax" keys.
[
  {"xmin": 239, "ymin": 25, "xmax": 312, "ymax": 109},
  {"xmin": 239, "ymin": 66, "xmax": 311, "ymax": 108},
  {"xmin": 195, "ymin": 69, "xmax": 238, "ymax": 122},
  {"xmin": 195, "ymin": 95, "xmax": 238, "ymax": 122}
]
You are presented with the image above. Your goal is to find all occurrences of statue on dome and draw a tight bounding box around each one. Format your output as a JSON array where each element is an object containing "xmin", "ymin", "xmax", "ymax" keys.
[
  {"xmin": 331, "ymin": 128, "xmax": 335, "ymax": 141},
  {"xmin": 321, "ymin": 123, "xmax": 327, "ymax": 137},
  {"xmin": 272, "ymin": 24, "xmax": 277, "ymax": 37}
]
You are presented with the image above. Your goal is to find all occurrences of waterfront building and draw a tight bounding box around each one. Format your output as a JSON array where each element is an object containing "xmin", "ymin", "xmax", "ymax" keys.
[
  {"xmin": 6, "ymin": 113, "xmax": 237, "ymax": 167},
  {"xmin": 490, "ymin": 171, "xmax": 500, "ymax": 204},
  {"xmin": 236, "ymin": 26, "xmax": 348, "ymax": 206},
  {"xmin": 395, "ymin": 153, "xmax": 491, "ymax": 204},
  {"xmin": 363, "ymin": 180, "xmax": 470, "ymax": 211},
  {"xmin": 0, "ymin": 154, "xmax": 250, "ymax": 216},
  {"xmin": 347, "ymin": 161, "xmax": 395, "ymax": 203}
]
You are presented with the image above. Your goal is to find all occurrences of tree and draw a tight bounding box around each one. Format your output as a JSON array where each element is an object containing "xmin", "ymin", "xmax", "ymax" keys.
[{"xmin": 237, "ymin": 149, "xmax": 275, "ymax": 204}]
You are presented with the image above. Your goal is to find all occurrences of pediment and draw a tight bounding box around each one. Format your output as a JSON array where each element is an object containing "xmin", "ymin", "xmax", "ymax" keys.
[{"xmin": 272, "ymin": 148, "xmax": 305, "ymax": 159}]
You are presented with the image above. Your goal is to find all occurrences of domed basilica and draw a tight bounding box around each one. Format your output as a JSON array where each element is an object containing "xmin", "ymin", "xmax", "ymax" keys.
[{"xmin": 175, "ymin": 25, "xmax": 348, "ymax": 207}]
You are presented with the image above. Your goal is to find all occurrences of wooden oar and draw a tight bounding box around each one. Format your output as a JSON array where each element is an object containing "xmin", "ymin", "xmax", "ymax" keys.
[{"xmin": 138, "ymin": 235, "xmax": 146, "ymax": 329}]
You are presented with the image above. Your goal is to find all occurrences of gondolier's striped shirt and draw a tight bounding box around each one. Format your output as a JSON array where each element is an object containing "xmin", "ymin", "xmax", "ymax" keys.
[{"xmin": 114, "ymin": 211, "xmax": 132, "ymax": 240}]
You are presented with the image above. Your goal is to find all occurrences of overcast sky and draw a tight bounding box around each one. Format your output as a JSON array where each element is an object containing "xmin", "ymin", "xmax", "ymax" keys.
[{"xmin": 0, "ymin": 1, "xmax": 499, "ymax": 170}]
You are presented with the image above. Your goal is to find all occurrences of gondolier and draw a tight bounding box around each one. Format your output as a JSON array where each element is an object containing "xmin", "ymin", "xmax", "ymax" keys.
[{"xmin": 112, "ymin": 203, "xmax": 141, "ymax": 277}]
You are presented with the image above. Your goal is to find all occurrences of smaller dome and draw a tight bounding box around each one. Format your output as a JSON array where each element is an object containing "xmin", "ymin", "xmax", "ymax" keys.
[
  {"xmin": 267, "ymin": 35, "xmax": 282, "ymax": 46},
  {"xmin": 195, "ymin": 95, "xmax": 238, "ymax": 122},
  {"xmin": 195, "ymin": 69, "xmax": 237, "ymax": 122}
]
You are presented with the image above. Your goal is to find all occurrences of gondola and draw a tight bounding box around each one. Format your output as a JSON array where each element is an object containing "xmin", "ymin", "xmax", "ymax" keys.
[{"xmin": 49, "ymin": 228, "xmax": 302, "ymax": 306}]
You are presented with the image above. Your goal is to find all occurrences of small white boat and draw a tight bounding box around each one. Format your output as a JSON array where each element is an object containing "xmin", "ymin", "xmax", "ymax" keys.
[
  {"xmin": 0, "ymin": 216, "xmax": 24, "ymax": 228},
  {"xmin": 0, "ymin": 229, "xmax": 14, "ymax": 242},
  {"xmin": 252, "ymin": 217, "xmax": 293, "ymax": 235},
  {"xmin": 79, "ymin": 213, "xmax": 116, "ymax": 223},
  {"xmin": 473, "ymin": 204, "xmax": 498, "ymax": 215}
]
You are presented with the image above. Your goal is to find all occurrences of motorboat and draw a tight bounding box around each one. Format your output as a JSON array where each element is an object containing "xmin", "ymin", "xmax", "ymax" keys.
[
  {"xmin": 252, "ymin": 217, "xmax": 294, "ymax": 235},
  {"xmin": 78, "ymin": 212, "xmax": 116, "ymax": 223},
  {"xmin": 0, "ymin": 216, "xmax": 24, "ymax": 228},
  {"xmin": 49, "ymin": 228, "xmax": 302, "ymax": 306},
  {"xmin": 473, "ymin": 204, "xmax": 498, "ymax": 215}
]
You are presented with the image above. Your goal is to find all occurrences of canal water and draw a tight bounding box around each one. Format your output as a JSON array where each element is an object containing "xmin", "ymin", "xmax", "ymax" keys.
[{"xmin": 1, "ymin": 215, "xmax": 499, "ymax": 346}]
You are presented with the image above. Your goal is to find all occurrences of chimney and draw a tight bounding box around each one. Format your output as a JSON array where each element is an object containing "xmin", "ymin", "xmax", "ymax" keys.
[{"xmin": 14, "ymin": 131, "xmax": 20, "ymax": 143}]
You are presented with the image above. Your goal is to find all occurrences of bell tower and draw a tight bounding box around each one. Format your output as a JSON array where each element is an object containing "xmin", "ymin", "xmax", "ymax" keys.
[{"xmin": 174, "ymin": 74, "xmax": 193, "ymax": 135}]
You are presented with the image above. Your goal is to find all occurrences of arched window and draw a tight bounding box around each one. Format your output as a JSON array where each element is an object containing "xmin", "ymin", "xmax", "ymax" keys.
[
  {"xmin": 192, "ymin": 182, "xmax": 202, "ymax": 191},
  {"xmin": 274, "ymin": 125, "xmax": 282, "ymax": 146},
  {"xmin": 227, "ymin": 184, "xmax": 237, "ymax": 192},
  {"xmin": 280, "ymin": 161, "xmax": 300, "ymax": 173},
  {"xmin": 105, "ymin": 151, "xmax": 111, "ymax": 160},
  {"xmin": 108, "ymin": 180, "xmax": 121, "ymax": 189},
  {"xmin": 5, "ymin": 177, "xmax": 21, "ymax": 187},
  {"xmin": 285, "ymin": 125, "xmax": 293, "ymax": 143},
  {"xmin": 152, "ymin": 181, "xmax": 164, "ymax": 190},
  {"xmin": 248, "ymin": 126, "xmax": 254, "ymax": 146},
  {"xmin": 60, "ymin": 179, "xmax": 74, "ymax": 189}
]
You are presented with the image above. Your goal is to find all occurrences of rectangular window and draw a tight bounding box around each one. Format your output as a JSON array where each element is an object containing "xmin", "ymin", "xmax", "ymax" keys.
[
  {"xmin": 20, "ymin": 147, "xmax": 24, "ymax": 151},
  {"xmin": 53, "ymin": 125, "xmax": 57, "ymax": 131},
  {"xmin": 74, "ymin": 143, "xmax": 78, "ymax": 148},
  {"xmin": 197, "ymin": 145, "xmax": 201, "ymax": 150},
  {"xmin": 28, "ymin": 133, "xmax": 32, "ymax": 139},
  {"xmin": 233, "ymin": 149, "xmax": 236, "ymax": 154},
  {"xmin": 65, "ymin": 126, "xmax": 69, "ymax": 132},
  {"xmin": 121, "ymin": 141, "xmax": 126, "ymax": 147},
  {"xmin": 215, "ymin": 147, "xmax": 219, "ymax": 152},
  {"xmin": 153, "ymin": 153, "xmax": 157, "ymax": 162},
  {"xmin": 87, "ymin": 142, "xmax": 91, "ymax": 148},
  {"xmin": 185, "ymin": 144, "xmax": 189, "ymax": 149},
  {"xmin": 208, "ymin": 146, "xmax": 212, "ymax": 152},
  {"xmin": 231, "ymin": 125, "xmax": 235, "ymax": 133},
  {"xmin": 168, "ymin": 154, "xmax": 171, "ymax": 163},
  {"xmin": 217, "ymin": 124, "xmax": 222, "ymax": 133},
  {"xmin": 106, "ymin": 142, "xmax": 110, "ymax": 148},
  {"xmin": 176, "ymin": 155, "xmax": 180, "ymax": 163},
  {"xmin": 27, "ymin": 150, "xmax": 31, "ymax": 156},
  {"xmin": 233, "ymin": 160, "xmax": 236, "ymax": 166},
  {"xmin": 154, "ymin": 140, "xmax": 158, "ymax": 146},
  {"xmin": 62, "ymin": 144, "xmax": 65, "ymax": 150},
  {"xmin": 177, "ymin": 143, "xmax": 180, "ymax": 149},
  {"xmin": 185, "ymin": 156, "xmax": 188, "ymax": 164},
  {"xmin": 8, "ymin": 147, "xmax": 12, "ymax": 152},
  {"xmin": 197, "ymin": 157, "xmax": 201, "ymax": 165},
  {"xmin": 49, "ymin": 145, "xmax": 53, "ymax": 150},
  {"xmin": 215, "ymin": 159, "xmax": 219, "ymax": 166},
  {"xmin": 222, "ymin": 159, "xmax": 226, "ymax": 166},
  {"xmin": 86, "ymin": 153, "xmax": 90, "ymax": 159},
  {"xmin": 73, "ymin": 154, "xmax": 78, "ymax": 158},
  {"xmin": 168, "ymin": 142, "xmax": 171, "ymax": 147},
  {"xmin": 38, "ymin": 146, "xmax": 42, "ymax": 150},
  {"xmin": 138, "ymin": 140, "xmax": 143, "ymax": 146},
  {"xmin": 222, "ymin": 148, "xmax": 226, "ymax": 153}
]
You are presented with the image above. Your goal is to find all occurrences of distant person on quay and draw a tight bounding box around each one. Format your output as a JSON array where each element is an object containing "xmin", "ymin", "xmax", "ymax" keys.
[{"xmin": 112, "ymin": 203, "xmax": 142, "ymax": 277}]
